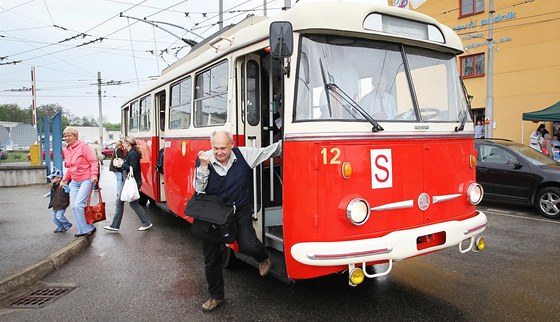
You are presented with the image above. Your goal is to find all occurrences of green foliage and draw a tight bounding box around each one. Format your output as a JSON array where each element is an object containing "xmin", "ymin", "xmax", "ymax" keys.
[{"xmin": 0, "ymin": 104, "xmax": 119, "ymax": 130}]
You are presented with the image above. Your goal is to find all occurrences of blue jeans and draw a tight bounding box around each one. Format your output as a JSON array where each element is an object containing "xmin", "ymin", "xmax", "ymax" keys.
[
  {"xmin": 109, "ymin": 181, "xmax": 152, "ymax": 229},
  {"xmin": 114, "ymin": 171, "xmax": 123, "ymax": 200},
  {"xmin": 69, "ymin": 179, "xmax": 96, "ymax": 235},
  {"xmin": 53, "ymin": 209, "xmax": 72, "ymax": 231}
]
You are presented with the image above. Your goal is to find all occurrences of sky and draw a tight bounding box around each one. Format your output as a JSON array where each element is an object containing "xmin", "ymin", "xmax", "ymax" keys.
[{"xmin": 0, "ymin": 0, "xmax": 295, "ymax": 124}]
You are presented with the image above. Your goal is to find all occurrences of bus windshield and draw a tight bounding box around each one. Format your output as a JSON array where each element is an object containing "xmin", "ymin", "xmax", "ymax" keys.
[{"xmin": 295, "ymin": 35, "xmax": 471, "ymax": 124}]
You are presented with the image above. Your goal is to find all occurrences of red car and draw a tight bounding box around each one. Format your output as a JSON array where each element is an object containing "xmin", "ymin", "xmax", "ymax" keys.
[{"xmin": 101, "ymin": 142, "xmax": 117, "ymax": 159}]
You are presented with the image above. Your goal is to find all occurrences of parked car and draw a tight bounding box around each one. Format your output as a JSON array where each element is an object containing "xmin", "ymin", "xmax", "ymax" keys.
[
  {"xmin": 475, "ymin": 138, "xmax": 560, "ymax": 219},
  {"xmin": 0, "ymin": 147, "xmax": 8, "ymax": 160},
  {"xmin": 101, "ymin": 142, "xmax": 117, "ymax": 160}
]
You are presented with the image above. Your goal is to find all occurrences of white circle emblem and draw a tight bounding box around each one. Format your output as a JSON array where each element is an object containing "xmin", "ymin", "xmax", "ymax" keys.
[{"xmin": 418, "ymin": 193, "xmax": 430, "ymax": 211}]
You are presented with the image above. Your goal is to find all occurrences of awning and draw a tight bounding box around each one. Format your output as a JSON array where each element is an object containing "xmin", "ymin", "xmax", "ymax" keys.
[{"xmin": 522, "ymin": 101, "xmax": 560, "ymax": 122}]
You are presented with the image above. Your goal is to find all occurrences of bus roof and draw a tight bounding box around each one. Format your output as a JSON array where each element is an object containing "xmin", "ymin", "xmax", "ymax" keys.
[{"xmin": 123, "ymin": 1, "xmax": 463, "ymax": 106}]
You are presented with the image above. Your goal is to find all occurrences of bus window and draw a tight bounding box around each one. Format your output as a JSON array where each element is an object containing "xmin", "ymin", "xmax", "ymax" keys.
[
  {"xmin": 405, "ymin": 47, "xmax": 471, "ymax": 122},
  {"xmin": 294, "ymin": 36, "xmax": 416, "ymax": 122},
  {"xmin": 246, "ymin": 60, "xmax": 260, "ymax": 126},
  {"xmin": 194, "ymin": 61, "xmax": 228, "ymax": 127},
  {"xmin": 139, "ymin": 95, "xmax": 151, "ymax": 131},
  {"xmin": 129, "ymin": 100, "xmax": 139, "ymax": 132},
  {"xmin": 169, "ymin": 77, "xmax": 192, "ymax": 129}
]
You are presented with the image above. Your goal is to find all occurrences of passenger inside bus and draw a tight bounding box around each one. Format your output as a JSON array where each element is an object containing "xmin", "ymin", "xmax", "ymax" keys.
[{"xmin": 358, "ymin": 74, "xmax": 397, "ymax": 120}]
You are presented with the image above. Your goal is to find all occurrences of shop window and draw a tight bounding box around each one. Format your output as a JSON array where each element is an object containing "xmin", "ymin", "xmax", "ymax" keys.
[
  {"xmin": 460, "ymin": 0, "xmax": 484, "ymax": 17},
  {"xmin": 460, "ymin": 53, "xmax": 485, "ymax": 78}
]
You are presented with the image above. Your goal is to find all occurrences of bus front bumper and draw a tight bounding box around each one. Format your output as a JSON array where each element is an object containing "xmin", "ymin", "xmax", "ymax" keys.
[{"xmin": 290, "ymin": 211, "xmax": 487, "ymax": 267}]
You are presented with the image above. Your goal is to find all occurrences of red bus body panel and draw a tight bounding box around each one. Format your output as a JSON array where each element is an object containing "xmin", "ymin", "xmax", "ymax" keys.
[{"xmin": 282, "ymin": 137, "xmax": 477, "ymax": 279}]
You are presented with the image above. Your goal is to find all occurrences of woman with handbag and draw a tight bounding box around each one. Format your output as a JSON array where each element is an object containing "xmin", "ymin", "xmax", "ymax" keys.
[
  {"xmin": 104, "ymin": 135, "xmax": 153, "ymax": 232},
  {"xmin": 59, "ymin": 127, "xmax": 99, "ymax": 237},
  {"xmin": 109, "ymin": 139, "xmax": 126, "ymax": 200}
]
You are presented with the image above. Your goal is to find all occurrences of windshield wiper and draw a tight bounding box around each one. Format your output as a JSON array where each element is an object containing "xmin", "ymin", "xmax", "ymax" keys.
[
  {"xmin": 319, "ymin": 59, "xmax": 383, "ymax": 132},
  {"xmin": 455, "ymin": 78, "xmax": 473, "ymax": 132}
]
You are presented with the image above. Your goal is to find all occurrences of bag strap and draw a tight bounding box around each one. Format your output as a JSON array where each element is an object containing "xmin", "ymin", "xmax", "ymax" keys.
[
  {"xmin": 86, "ymin": 186, "xmax": 103, "ymax": 206},
  {"xmin": 87, "ymin": 187, "xmax": 93, "ymax": 206}
]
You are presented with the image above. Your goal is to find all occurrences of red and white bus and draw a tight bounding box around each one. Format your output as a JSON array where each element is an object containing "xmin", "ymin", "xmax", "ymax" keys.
[{"xmin": 121, "ymin": 1, "xmax": 486, "ymax": 285}]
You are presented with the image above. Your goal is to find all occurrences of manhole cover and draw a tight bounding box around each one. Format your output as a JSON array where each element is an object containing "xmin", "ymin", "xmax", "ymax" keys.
[{"xmin": 9, "ymin": 286, "xmax": 77, "ymax": 309}]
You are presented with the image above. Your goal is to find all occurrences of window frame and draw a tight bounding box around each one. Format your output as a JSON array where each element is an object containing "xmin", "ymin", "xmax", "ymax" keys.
[
  {"xmin": 169, "ymin": 76, "xmax": 193, "ymax": 130},
  {"xmin": 460, "ymin": 53, "xmax": 485, "ymax": 79},
  {"xmin": 459, "ymin": 0, "xmax": 484, "ymax": 18},
  {"xmin": 193, "ymin": 60, "xmax": 229, "ymax": 128}
]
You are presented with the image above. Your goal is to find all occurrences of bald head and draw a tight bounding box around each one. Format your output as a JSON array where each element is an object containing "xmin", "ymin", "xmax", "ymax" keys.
[{"xmin": 211, "ymin": 130, "xmax": 234, "ymax": 165}]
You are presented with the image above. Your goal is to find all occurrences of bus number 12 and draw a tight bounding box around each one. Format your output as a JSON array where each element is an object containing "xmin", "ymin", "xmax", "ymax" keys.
[{"xmin": 321, "ymin": 147, "xmax": 341, "ymax": 164}]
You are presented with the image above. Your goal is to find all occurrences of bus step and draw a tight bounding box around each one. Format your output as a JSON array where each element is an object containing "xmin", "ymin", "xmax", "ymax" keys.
[{"xmin": 265, "ymin": 225, "xmax": 284, "ymax": 252}]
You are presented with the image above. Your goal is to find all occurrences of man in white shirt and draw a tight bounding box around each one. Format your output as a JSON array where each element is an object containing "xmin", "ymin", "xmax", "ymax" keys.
[{"xmin": 359, "ymin": 74, "xmax": 397, "ymax": 120}]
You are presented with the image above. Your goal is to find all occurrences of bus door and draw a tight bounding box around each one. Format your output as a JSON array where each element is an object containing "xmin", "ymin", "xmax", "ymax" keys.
[
  {"xmin": 238, "ymin": 54, "xmax": 266, "ymax": 240},
  {"xmin": 238, "ymin": 53, "xmax": 284, "ymax": 253},
  {"xmin": 154, "ymin": 90, "xmax": 166, "ymax": 202}
]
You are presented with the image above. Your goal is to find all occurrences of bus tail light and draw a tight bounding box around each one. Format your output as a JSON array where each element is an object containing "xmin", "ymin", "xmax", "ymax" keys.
[
  {"xmin": 342, "ymin": 162, "xmax": 352, "ymax": 179},
  {"xmin": 346, "ymin": 198, "xmax": 370, "ymax": 226},
  {"xmin": 466, "ymin": 183, "xmax": 483, "ymax": 205}
]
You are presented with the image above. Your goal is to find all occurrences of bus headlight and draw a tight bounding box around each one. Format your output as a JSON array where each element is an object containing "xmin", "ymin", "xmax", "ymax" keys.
[
  {"xmin": 466, "ymin": 183, "xmax": 483, "ymax": 205},
  {"xmin": 346, "ymin": 198, "xmax": 370, "ymax": 226}
]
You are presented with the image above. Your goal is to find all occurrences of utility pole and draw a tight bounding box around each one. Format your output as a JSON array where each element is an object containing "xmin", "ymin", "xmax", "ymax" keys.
[
  {"xmin": 97, "ymin": 71, "xmax": 103, "ymax": 146},
  {"xmin": 485, "ymin": 0, "xmax": 494, "ymax": 138},
  {"xmin": 219, "ymin": 0, "xmax": 223, "ymax": 30},
  {"xmin": 31, "ymin": 67, "xmax": 37, "ymax": 129}
]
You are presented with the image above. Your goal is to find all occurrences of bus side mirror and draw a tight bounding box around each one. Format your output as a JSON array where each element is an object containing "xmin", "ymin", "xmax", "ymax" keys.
[{"xmin": 269, "ymin": 21, "xmax": 293, "ymax": 58}]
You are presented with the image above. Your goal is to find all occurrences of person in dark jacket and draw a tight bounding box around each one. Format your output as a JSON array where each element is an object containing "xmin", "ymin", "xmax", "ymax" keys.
[
  {"xmin": 194, "ymin": 130, "xmax": 282, "ymax": 312},
  {"xmin": 45, "ymin": 168, "xmax": 72, "ymax": 233},
  {"xmin": 104, "ymin": 135, "xmax": 152, "ymax": 232}
]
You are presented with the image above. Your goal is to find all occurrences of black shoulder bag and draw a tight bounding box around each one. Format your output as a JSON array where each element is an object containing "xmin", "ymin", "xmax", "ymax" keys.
[{"xmin": 184, "ymin": 167, "xmax": 237, "ymax": 244}]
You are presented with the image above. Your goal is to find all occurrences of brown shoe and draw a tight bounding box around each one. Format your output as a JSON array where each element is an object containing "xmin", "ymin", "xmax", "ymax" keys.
[
  {"xmin": 258, "ymin": 258, "xmax": 272, "ymax": 276},
  {"xmin": 202, "ymin": 298, "xmax": 223, "ymax": 312}
]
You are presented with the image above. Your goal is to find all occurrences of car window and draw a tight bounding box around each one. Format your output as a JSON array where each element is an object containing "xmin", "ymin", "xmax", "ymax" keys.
[
  {"xmin": 478, "ymin": 145, "xmax": 516, "ymax": 164},
  {"xmin": 508, "ymin": 144, "xmax": 558, "ymax": 166}
]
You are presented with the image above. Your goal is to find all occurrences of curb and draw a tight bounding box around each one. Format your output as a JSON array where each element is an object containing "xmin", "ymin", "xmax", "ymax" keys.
[{"xmin": 0, "ymin": 235, "xmax": 92, "ymax": 299}]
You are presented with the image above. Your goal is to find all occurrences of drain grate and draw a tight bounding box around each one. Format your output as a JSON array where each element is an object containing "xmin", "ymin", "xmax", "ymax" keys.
[{"xmin": 9, "ymin": 286, "xmax": 77, "ymax": 309}]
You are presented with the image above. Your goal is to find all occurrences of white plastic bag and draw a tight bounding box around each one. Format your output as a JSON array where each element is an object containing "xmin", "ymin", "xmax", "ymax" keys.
[{"xmin": 120, "ymin": 168, "xmax": 140, "ymax": 202}]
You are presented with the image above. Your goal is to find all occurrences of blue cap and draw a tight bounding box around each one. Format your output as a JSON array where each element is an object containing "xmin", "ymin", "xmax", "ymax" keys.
[{"xmin": 47, "ymin": 168, "xmax": 63, "ymax": 179}]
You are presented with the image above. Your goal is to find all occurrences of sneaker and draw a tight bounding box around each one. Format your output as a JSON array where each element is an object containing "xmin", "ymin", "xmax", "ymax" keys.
[
  {"xmin": 103, "ymin": 226, "xmax": 119, "ymax": 232},
  {"xmin": 61, "ymin": 224, "xmax": 72, "ymax": 232},
  {"xmin": 138, "ymin": 223, "xmax": 153, "ymax": 231},
  {"xmin": 258, "ymin": 257, "xmax": 272, "ymax": 277},
  {"xmin": 53, "ymin": 229, "xmax": 64, "ymax": 233},
  {"xmin": 201, "ymin": 298, "xmax": 223, "ymax": 312}
]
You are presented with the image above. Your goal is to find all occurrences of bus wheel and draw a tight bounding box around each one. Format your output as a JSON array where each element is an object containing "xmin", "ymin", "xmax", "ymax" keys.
[
  {"xmin": 222, "ymin": 246, "xmax": 238, "ymax": 269},
  {"xmin": 138, "ymin": 192, "xmax": 148, "ymax": 206}
]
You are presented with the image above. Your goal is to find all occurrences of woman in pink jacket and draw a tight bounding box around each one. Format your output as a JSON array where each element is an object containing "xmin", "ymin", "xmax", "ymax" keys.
[{"xmin": 60, "ymin": 127, "xmax": 99, "ymax": 237}]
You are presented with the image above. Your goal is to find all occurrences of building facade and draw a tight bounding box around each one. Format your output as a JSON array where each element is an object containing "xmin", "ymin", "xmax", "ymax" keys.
[{"xmin": 408, "ymin": 0, "xmax": 560, "ymax": 143}]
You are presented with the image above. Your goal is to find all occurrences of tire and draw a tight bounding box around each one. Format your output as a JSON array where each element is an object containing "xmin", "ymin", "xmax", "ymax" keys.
[
  {"xmin": 536, "ymin": 187, "xmax": 560, "ymax": 219},
  {"xmin": 222, "ymin": 246, "xmax": 238, "ymax": 269},
  {"xmin": 138, "ymin": 192, "xmax": 149, "ymax": 206}
]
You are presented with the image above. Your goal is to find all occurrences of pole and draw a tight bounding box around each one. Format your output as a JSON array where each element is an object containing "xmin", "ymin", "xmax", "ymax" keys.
[
  {"xmin": 485, "ymin": 0, "xmax": 494, "ymax": 138},
  {"xmin": 264, "ymin": 0, "xmax": 267, "ymax": 16},
  {"xmin": 31, "ymin": 67, "xmax": 37, "ymax": 128},
  {"xmin": 219, "ymin": 0, "xmax": 223, "ymax": 30},
  {"xmin": 97, "ymin": 71, "xmax": 103, "ymax": 146}
]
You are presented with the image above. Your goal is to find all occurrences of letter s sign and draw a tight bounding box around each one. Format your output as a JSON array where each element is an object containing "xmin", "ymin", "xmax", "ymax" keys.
[{"xmin": 371, "ymin": 149, "xmax": 393, "ymax": 189}]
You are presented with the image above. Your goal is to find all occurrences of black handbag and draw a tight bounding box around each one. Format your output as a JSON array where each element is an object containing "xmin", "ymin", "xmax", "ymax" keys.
[{"xmin": 184, "ymin": 193, "xmax": 237, "ymax": 244}]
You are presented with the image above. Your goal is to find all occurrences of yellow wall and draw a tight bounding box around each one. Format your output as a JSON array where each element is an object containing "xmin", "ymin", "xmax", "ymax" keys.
[{"xmin": 411, "ymin": 0, "xmax": 560, "ymax": 143}]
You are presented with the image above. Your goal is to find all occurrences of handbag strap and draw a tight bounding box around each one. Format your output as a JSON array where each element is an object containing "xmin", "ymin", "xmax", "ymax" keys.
[{"xmin": 86, "ymin": 186, "xmax": 102, "ymax": 206}]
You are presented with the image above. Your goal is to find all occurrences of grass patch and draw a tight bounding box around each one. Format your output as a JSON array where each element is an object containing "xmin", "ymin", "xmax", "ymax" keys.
[{"xmin": 0, "ymin": 151, "xmax": 29, "ymax": 163}]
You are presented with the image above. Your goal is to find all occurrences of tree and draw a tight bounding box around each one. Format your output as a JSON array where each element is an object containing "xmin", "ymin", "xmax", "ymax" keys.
[{"xmin": 0, "ymin": 104, "xmax": 29, "ymax": 123}]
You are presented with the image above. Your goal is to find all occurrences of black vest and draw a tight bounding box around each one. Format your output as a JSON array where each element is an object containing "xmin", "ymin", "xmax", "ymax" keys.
[{"xmin": 206, "ymin": 148, "xmax": 251, "ymax": 207}]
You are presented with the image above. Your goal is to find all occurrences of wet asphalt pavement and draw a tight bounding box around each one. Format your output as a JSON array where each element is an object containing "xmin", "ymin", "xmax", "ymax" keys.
[{"xmin": 0, "ymin": 162, "xmax": 559, "ymax": 321}]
